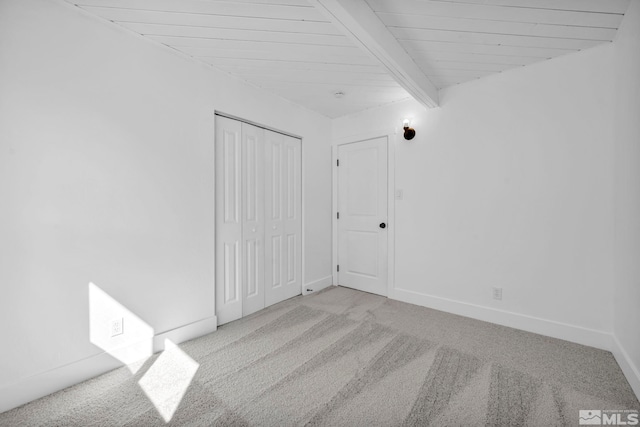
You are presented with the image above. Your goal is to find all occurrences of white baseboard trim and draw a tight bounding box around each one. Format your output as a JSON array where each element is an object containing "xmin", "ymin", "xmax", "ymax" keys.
[
  {"xmin": 303, "ymin": 276, "xmax": 333, "ymax": 295},
  {"xmin": 390, "ymin": 287, "xmax": 613, "ymax": 351},
  {"xmin": 0, "ymin": 315, "xmax": 217, "ymax": 414},
  {"xmin": 153, "ymin": 315, "xmax": 217, "ymax": 352},
  {"xmin": 391, "ymin": 287, "xmax": 640, "ymax": 401},
  {"xmin": 0, "ymin": 350, "xmax": 121, "ymax": 415},
  {"xmin": 611, "ymin": 335, "xmax": 640, "ymax": 400}
]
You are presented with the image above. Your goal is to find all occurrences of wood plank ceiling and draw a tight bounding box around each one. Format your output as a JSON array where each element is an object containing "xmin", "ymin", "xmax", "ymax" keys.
[
  {"xmin": 65, "ymin": 0, "xmax": 630, "ymax": 118},
  {"xmin": 366, "ymin": 0, "xmax": 630, "ymax": 89},
  {"xmin": 66, "ymin": 0, "xmax": 411, "ymax": 118}
]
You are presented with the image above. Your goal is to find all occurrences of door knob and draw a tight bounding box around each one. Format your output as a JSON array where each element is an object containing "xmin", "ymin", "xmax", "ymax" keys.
[
  {"xmin": 379, "ymin": 223, "xmax": 386, "ymax": 229},
  {"xmin": 272, "ymin": 225, "xmax": 277, "ymax": 230}
]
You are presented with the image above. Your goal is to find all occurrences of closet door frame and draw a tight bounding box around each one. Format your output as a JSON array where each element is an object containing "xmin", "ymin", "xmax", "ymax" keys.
[{"xmin": 214, "ymin": 113, "xmax": 304, "ymax": 325}]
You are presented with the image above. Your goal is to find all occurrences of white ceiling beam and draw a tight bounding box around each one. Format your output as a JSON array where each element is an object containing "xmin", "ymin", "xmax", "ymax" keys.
[{"xmin": 308, "ymin": 0, "xmax": 439, "ymax": 108}]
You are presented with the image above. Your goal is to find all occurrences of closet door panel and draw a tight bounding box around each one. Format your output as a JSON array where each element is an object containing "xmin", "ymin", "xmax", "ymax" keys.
[
  {"xmin": 215, "ymin": 116, "xmax": 243, "ymax": 325},
  {"xmin": 265, "ymin": 131, "xmax": 301, "ymax": 306},
  {"xmin": 265, "ymin": 131, "xmax": 284, "ymax": 306},
  {"xmin": 282, "ymin": 135, "xmax": 302, "ymax": 300},
  {"xmin": 241, "ymin": 122, "xmax": 265, "ymax": 317}
]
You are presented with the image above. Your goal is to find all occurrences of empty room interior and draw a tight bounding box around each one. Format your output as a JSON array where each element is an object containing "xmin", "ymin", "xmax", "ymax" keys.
[{"xmin": 1, "ymin": 0, "xmax": 640, "ymax": 425}]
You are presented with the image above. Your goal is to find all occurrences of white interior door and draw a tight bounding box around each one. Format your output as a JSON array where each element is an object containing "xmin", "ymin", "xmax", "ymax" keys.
[
  {"xmin": 216, "ymin": 115, "xmax": 302, "ymax": 325},
  {"xmin": 265, "ymin": 130, "xmax": 302, "ymax": 306},
  {"xmin": 337, "ymin": 137, "xmax": 388, "ymax": 296},
  {"xmin": 215, "ymin": 116, "xmax": 243, "ymax": 324},
  {"xmin": 241, "ymin": 122, "xmax": 265, "ymax": 316}
]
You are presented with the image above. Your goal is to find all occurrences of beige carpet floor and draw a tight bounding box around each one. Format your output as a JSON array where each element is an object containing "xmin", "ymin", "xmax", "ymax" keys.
[{"xmin": 1, "ymin": 286, "xmax": 638, "ymax": 426}]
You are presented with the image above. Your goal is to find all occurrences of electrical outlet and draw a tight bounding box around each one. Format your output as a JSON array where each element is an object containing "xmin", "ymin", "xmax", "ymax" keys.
[
  {"xmin": 395, "ymin": 189, "xmax": 404, "ymax": 200},
  {"xmin": 110, "ymin": 318, "xmax": 124, "ymax": 337},
  {"xmin": 492, "ymin": 287, "xmax": 503, "ymax": 301}
]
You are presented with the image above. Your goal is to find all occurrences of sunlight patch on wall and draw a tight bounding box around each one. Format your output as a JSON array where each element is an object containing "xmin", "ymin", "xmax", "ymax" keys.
[
  {"xmin": 88, "ymin": 283, "xmax": 200, "ymax": 422},
  {"xmin": 88, "ymin": 282, "xmax": 154, "ymax": 373},
  {"xmin": 138, "ymin": 339, "xmax": 200, "ymax": 422}
]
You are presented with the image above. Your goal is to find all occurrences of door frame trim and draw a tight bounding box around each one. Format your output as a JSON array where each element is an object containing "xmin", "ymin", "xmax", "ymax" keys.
[{"xmin": 332, "ymin": 129, "xmax": 397, "ymax": 296}]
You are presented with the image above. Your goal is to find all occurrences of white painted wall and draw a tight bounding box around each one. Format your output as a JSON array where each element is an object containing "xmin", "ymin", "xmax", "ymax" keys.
[
  {"xmin": 612, "ymin": 0, "xmax": 640, "ymax": 398},
  {"xmin": 334, "ymin": 42, "xmax": 617, "ymax": 347},
  {"xmin": 0, "ymin": 0, "xmax": 332, "ymax": 412}
]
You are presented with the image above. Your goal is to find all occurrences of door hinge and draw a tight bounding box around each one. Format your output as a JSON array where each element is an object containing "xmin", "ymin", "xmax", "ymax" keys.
[
  {"xmin": 337, "ymin": 212, "xmax": 339, "ymax": 219},
  {"xmin": 337, "ymin": 159, "xmax": 339, "ymax": 167},
  {"xmin": 337, "ymin": 265, "xmax": 340, "ymax": 272}
]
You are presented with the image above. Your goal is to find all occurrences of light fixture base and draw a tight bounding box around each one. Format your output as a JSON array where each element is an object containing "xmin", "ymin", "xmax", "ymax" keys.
[{"xmin": 403, "ymin": 126, "xmax": 416, "ymax": 140}]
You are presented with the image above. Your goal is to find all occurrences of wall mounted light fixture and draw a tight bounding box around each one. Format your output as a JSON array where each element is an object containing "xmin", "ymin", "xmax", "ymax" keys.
[{"xmin": 403, "ymin": 119, "xmax": 416, "ymax": 140}]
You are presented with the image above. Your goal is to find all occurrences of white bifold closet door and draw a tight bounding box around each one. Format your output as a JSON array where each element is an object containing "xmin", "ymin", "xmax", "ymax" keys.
[{"xmin": 215, "ymin": 115, "xmax": 301, "ymax": 325}]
